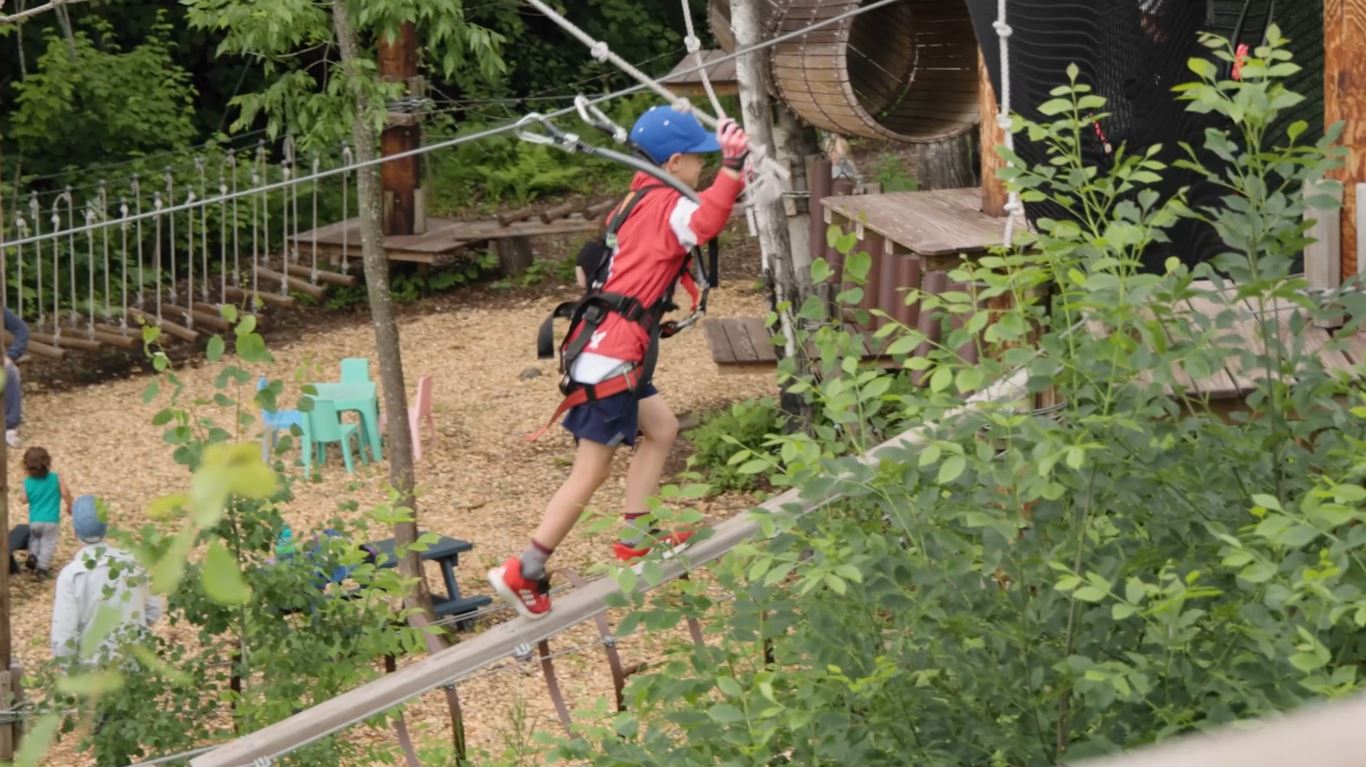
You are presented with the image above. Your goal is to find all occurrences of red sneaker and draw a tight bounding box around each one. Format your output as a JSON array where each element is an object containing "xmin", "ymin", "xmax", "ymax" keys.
[
  {"xmin": 613, "ymin": 529, "xmax": 695, "ymax": 563},
  {"xmin": 488, "ymin": 557, "xmax": 552, "ymax": 620}
]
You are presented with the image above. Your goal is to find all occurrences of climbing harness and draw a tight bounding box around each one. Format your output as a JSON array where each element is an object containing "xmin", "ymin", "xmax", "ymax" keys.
[{"xmin": 517, "ymin": 112, "xmax": 720, "ymax": 441}]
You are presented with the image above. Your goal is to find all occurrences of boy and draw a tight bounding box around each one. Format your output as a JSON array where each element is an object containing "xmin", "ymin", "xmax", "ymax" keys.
[{"xmin": 490, "ymin": 105, "xmax": 749, "ymax": 619}]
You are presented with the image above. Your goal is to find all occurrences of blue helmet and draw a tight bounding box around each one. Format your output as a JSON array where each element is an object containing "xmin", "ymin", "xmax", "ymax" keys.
[{"xmin": 630, "ymin": 105, "xmax": 721, "ymax": 164}]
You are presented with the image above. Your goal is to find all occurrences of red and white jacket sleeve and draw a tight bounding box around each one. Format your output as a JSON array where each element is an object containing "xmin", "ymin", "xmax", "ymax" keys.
[{"xmin": 666, "ymin": 172, "xmax": 744, "ymax": 250}]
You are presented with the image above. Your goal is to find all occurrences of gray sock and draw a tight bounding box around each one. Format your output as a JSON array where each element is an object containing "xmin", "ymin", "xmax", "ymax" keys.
[
  {"xmin": 520, "ymin": 540, "xmax": 553, "ymax": 581},
  {"xmin": 620, "ymin": 514, "xmax": 654, "ymax": 549}
]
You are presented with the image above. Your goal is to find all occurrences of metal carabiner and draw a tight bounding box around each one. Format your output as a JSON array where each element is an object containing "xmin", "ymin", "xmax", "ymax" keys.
[
  {"xmin": 574, "ymin": 95, "xmax": 629, "ymax": 145},
  {"xmin": 514, "ymin": 113, "xmax": 579, "ymax": 150}
]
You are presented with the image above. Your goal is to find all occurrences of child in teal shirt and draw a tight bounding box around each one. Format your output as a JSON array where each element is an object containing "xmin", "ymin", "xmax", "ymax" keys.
[{"xmin": 20, "ymin": 446, "xmax": 71, "ymax": 577}]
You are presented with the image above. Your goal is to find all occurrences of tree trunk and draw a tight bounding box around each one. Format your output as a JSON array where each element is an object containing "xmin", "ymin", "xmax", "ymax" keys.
[
  {"xmin": 731, "ymin": 0, "xmax": 809, "ymax": 419},
  {"xmin": 907, "ymin": 133, "xmax": 977, "ymax": 191},
  {"xmin": 332, "ymin": 0, "xmax": 432, "ymax": 616}
]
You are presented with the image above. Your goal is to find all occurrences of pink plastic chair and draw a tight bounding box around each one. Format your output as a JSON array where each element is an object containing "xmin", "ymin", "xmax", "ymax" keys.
[{"xmin": 381, "ymin": 375, "xmax": 436, "ymax": 461}]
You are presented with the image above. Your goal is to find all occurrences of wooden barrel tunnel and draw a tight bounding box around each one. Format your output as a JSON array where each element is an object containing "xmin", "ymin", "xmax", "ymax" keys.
[{"xmin": 709, "ymin": 0, "xmax": 981, "ymax": 143}]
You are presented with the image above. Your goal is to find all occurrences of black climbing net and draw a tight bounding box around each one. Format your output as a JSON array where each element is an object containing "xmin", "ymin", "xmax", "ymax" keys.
[{"xmin": 966, "ymin": 0, "xmax": 1324, "ymax": 272}]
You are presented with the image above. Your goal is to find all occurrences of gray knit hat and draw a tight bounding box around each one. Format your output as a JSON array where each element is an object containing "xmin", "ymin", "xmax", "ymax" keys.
[{"xmin": 71, "ymin": 495, "xmax": 106, "ymax": 543}]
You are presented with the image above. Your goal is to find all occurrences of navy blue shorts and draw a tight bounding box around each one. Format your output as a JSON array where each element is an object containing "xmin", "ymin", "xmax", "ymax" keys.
[{"xmin": 562, "ymin": 383, "xmax": 658, "ymax": 447}]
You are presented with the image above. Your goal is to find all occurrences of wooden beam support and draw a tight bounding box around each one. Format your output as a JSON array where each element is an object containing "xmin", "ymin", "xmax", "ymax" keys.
[
  {"xmin": 285, "ymin": 262, "xmax": 358, "ymax": 287},
  {"xmin": 188, "ymin": 368, "xmax": 1032, "ymax": 767},
  {"xmin": 1326, "ymin": 0, "xmax": 1366, "ymax": 281},
  {"xmin": 978, "ymin": 50, "xmax": 1008, "ymax": 217}
]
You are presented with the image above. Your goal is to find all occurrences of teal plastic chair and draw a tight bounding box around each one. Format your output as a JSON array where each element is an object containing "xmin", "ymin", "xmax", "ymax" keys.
[
  {"xmin": 340, "ymin": 357, "xmax": 371, "ymax": 385},
  {"xmin": 302, "ymin": 399, "xmax": 369, "ymax": 477}
]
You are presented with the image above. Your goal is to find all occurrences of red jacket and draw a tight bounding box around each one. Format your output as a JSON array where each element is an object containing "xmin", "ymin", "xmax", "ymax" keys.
[{"xmin": 571, "ymin": 170, "xmax": 742, "ymax": 366}]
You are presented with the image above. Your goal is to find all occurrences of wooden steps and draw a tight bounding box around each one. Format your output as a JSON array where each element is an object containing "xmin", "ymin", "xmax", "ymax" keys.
[
  {"xmin": 256, "ymin": 267, "xmax": 327, "ymax": 300},
  {"xmin": 285, "ymin": 263, "xmax": 358, "ymax": 287},
  {"xmin": 224, "ymin": 286, "xmax": 294, "ymax": 308}
]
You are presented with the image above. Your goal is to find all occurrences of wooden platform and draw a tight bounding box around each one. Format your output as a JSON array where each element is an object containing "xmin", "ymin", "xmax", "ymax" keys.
[
  {"xmin": 661, "ymin": 50, "xmax": 738, "ymax": 97},
  {"xmin": 822, "ymin": 187, "xmax": 1025, "ymax": 265},
  {"xmin": 289, "ymin": 215, "xmax": 602, "ymax": 265},
  {"xmin": 703, "ymin": 317, "xmax": 896, "ymax": 373}
]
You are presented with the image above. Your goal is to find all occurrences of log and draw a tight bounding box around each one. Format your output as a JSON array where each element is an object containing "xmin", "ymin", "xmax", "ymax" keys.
[
  {"xmin": 495, "ymin": 237, "xmax": 535, "ymax": 278},
  {"xmin": 126, "ymin": 309, "xmax": 200, "ymax": 343},
  {"xmin": 285, "ymin": 262, "xmax": 359, "ymax": 287},
  {"xmin": 28, "ymin": 332, "xmax": 101, "ymax": 352},
  {"xmin": 1, "ymin": 332, "xmax": 63, "ymax": 360},
  {"xmin": 496, "ymin": 204, "xmax": 538, "ymax": 227},
  {"xmin": 256, "ymin": 268, "xmax": 328, "ymax": 300},
  {"xmin": 584, "ymin": 198, "xmax": 618, "ymax": 220},
  {"xmin": 539, "ymin": 198, "xmax": 589, "ymax": 224},
  {"xmin": 61, "ymin": 326, "xmax": 139, "ymax": 349},
  {"xmin": 224, "ymin": 286, "xmax": 295, "ymax": 308},
  {"xmin": 163, "ymin": 305, "xmax": 233, "ymax": 333}
]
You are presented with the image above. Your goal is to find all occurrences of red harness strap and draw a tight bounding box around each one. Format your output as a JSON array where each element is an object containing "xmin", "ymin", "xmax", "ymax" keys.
[{"xmin": 525, "ymin": 366, "xmax": 646, "ymax": 442}]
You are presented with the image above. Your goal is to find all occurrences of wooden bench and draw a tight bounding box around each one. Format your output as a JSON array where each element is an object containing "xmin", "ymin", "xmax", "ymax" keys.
[{"xmin": 366, "ymin": 534, "xmax": 491, "ymax": 629}]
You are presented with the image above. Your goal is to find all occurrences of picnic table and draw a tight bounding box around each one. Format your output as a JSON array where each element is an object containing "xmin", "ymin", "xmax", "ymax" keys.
[
  {"xmin": 367, "ymin": 534, "xmax": 491, "ymax": 628},
  {"xmin": 309, "ymin": 381, "xmax": 383, "ymax": 462}
]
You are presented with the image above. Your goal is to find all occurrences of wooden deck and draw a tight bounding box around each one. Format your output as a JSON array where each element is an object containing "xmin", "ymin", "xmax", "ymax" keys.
[
  {"xmin": 822, "ymin": 187, "xmax": 1025, "ymax": 265},
  {"xmin": 289, "ymin": 214, "xmax": 602, "ymax": 265}
]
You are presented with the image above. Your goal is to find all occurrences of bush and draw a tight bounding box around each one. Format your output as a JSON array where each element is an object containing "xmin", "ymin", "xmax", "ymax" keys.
[
  {"xmin": 551, "ymin": 29, "xmax": 1366, "ymax": 766},
  {"xmin": 685, "ymin": 397, "xmax": 785, "ymax": 492}
]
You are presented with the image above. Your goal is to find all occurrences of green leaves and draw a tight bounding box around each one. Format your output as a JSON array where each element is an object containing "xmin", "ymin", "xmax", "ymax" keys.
[{"xmin": 203, "ymin": 540, "xmax": 251, "ymax": 605}]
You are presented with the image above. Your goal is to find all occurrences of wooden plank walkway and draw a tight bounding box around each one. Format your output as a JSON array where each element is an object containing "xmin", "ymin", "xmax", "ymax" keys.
[{"xmin": 704, "ymin": 317, "xmax": 900, "ymax": 373}]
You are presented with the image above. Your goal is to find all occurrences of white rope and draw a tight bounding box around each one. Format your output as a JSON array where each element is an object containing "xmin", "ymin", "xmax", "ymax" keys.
[
  {"xmin": 100, "ymin": 181, "xmax": 111, "ymax": 321},
  {"xmin": 166, "ymin": 171, "xmax": 177, "ymax": 304},
  {"xmin": 154, "ymin": 192, "xmax": 164, "ymax": 323},
  {"xmin": 120, "ymin": 198, "xmax": 129, "ymax": 327},
  {"xmin": 250, "ymin": 164, "xmax": 260, "ymax": 303},
  {"xmin": 47, "ymin": 194, "xmax": 62, "ymax": 337},
  {"xmin": 995, "ymin": 0, "xmax": 1023, "ymax": 246},
  {"xmin": 14, "ymin": 217, "xmax": 26, "ymax": 320},
  {"xmin": 340, "ymin": 145, "xmax": 352, "ymax": 276},
  {"xmin": 64, "ymin": 189, "xmax": 75, "ymax": 329},
  {"xmin": 280, "ymin": 140, "xmax": 292, "ymax": 294},
  {"xmin": 310, "ymin": 156, "xmax": 319, "ymax": 284},
  {"xmin": 680, "ymin": 0, "xmax": 726, "ymax": 119},
  {"xmin": 133, "ymin": 176, "xmax": 145, "ymax": 312},
  {"xmin": 199, "ymin": 157, "xmax": 210, "ymax": 302},
  {"xmin": 84, "ymin": 205, "xmax": 95, "ymax": 334},
  {"xmin": 186, "ymin": 190, "xmax": 197, "ymax": 327},
  {"xmin": 220, "ymin": 159, "xmax": 230, "ymax": 305},
  {"xmin": 229, "ymin": 152, "xmax": 240, "ymax": 291},
  {"xmin": 27, "ymin": 195, "xmax": 39, "ymax": 323},
  {"xmin": 258, "ymin": 144, "xmax": 269, "ymax": 304}
]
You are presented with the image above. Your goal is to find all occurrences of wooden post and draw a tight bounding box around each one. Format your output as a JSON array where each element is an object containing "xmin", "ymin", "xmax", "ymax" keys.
[
  {"xmin": 733, "ymin": 0, "xmax": 808, "ymax": 417},
  {"xmin": 495, "ymin": 237, "xmax": 534, "ymax": 278},
  {"xmin": 378, "ymin": 22, "xmax": 423, "ymax": 237},
  {"xmin": 979, "ymin": 50, "xmax": 1009, "ymax": 217},
  {"xmin": 1326, "ymin": 0, "xmax": 1366, "ymax": 280}
]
